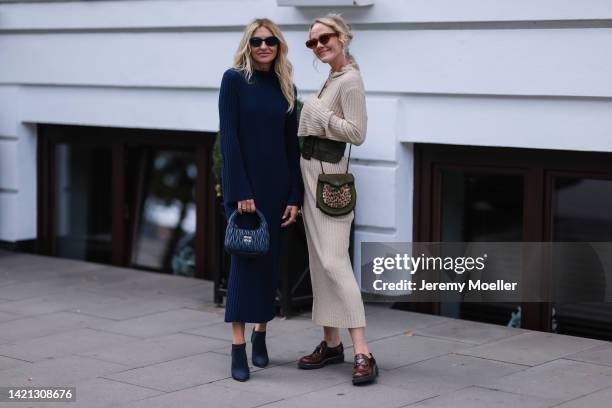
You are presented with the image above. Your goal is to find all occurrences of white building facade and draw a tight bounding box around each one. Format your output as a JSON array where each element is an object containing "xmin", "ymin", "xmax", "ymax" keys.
[{"xmin": 1, "ymin": 0, "xmax": 612, "ymax": 335}]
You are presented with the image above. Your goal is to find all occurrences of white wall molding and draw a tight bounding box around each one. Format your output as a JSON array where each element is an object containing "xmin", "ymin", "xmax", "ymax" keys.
[
  {"xmin": 0, "ymin": 86, "xmax": 19, "ymax": 138},
  {"xmin": 277, "ymin": 0, "xmax": 374, "ymax": 7},
  {"xmin": 18, "ymin": 85, "xmax": 221, "ymax": 132},
  {"xmin": 398, "ymin": 94, "xmax": 612, "ymax": 153},
  {"xmin": 13, "ymin": 123, "xmax": 37, "ymax": 240},
  {"xmin": 0, "ymin": 192, "xmax": 17, "ymax": 241},
  {"xmin": 0, "ymin": 140, "xmax": 18, "ymax": 190},
  {"xmin": 1, "ymin": 0, "xmax": 612, "ymax": 32},
  {"xmin": 3, "ymin": 29, "xmax": 611, "ymax": 98}
]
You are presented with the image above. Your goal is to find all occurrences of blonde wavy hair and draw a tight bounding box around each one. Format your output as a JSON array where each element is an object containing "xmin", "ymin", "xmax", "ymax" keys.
[
  {"xmin": 309, "ymin": 13, "xmax": 357, "ymax": 67},
  {"xmin": 233, "ymin": 18, "xmax": 295, "ymax": 112}
]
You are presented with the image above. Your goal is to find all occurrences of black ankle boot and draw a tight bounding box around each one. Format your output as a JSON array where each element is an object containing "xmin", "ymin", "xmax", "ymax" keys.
[
  {"xmin": 251, "ymin": 328, "xmax": 269, "ymax": 368},
  {"xmin": 231, "ymin": 343, "xmax": 249, "ymax": 381}
]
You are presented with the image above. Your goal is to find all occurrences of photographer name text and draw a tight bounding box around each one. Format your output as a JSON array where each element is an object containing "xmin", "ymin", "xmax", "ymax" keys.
[{"xmin": 372, "ymin": 279, "xmax": 517, "ymax": 292}]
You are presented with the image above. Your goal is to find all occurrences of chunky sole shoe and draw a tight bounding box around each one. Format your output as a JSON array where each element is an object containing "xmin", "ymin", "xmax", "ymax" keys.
[
  {"xmin": 352, "ymin": 364, "xmax": 379, "ymax": 385},
  {"xmin": 298, "ymin": 352, "xmax": 345, "ymax": 369}
]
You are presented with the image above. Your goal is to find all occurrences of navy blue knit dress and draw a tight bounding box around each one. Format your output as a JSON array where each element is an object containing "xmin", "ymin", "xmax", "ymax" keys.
[{"xmin": 219, "ymin": 68, "xmax": 303, "ymax": 323}]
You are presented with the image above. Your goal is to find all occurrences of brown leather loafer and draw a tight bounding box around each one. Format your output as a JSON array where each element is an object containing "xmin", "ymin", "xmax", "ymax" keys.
[
  {"xmin": 352, "ymin": 353, "xmax": 379, "ymax": 385},
  {"xmin": 298, "ymin": 341, "xmax": 344, "ymax": 369}
]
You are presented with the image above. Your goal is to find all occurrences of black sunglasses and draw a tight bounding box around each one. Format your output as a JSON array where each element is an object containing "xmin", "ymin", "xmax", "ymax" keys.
[
  {"xmin": 249, "ymin": 36, "xmax": 280, "ymax": 48},
  {"xmin": 305, "ymin": 32, "xmax": 339, "ymax": 49}
]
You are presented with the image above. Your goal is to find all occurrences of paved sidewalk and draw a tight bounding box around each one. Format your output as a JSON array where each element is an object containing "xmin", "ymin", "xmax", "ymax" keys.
[{"xmin": 0, "ymin": 250, "xmax": 611, "ymax": 407}]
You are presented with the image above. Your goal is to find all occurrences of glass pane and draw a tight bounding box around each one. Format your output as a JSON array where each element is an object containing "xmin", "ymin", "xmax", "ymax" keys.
[
  {"xmin": 131, "ymin": 150, "xmax": 197, "ymax": 275},
  {"xmin": 553, "ymin": 178, "xmax": 612, "ymax": 242},
  {"xmin": 552, "ymin": 177, "xmax": 612, "ymax": 341},
  {"xmin": 440, "ymin": 170, "xmax": 524, "ymax": 325},
  {"xmin": 55, "ymin": 144, "xmax": 112, "ymax": 263},
  {"xmin": 441, "ymin": 172, "xmax": 523, "ymax": 242}
]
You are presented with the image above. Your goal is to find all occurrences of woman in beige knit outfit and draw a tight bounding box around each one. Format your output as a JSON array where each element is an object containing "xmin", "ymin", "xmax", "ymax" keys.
[{"xmin": 297, "ymin": 14, "xmax": 378, "ymax": 385}]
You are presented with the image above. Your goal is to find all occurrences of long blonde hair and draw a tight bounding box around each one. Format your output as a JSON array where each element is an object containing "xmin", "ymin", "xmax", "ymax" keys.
[
  {"xmin": 233, "ymin": 18, "xmax": 295, "ymax": 112},
  {"xmin": 309, "ymin": 13, "xmax": 357, "ymax": 67}
]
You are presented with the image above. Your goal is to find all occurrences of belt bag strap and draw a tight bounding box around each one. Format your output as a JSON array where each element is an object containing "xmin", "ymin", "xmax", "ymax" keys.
[{"xmin": 320, "ymin": 144, "xmax": 351, "ymax": 175}]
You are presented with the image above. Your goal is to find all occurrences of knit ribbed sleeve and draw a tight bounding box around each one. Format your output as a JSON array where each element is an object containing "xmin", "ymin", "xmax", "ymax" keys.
[
  {"xmin": 297, "ymin": 66, "xmax": 367, "ymax": 146},
  {"xmin": 310, "ymin": 84, "xmax": 366, "ymax": 146},
  {"xmin": 219, "ymin": 69, "xmax": 254, "ymax": 204},
  {"xmin": 285, "ymin": 87, "xmax": 304, "ymax": 206}
]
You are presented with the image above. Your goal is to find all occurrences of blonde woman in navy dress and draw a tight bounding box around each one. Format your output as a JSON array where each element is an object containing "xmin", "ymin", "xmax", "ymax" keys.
[{"xmin": 219, "ymin": 18, "xmax": 303, "ymax": 381}]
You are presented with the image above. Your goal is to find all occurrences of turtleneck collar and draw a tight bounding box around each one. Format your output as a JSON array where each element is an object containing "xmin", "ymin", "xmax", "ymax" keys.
[
  {"xmin": 254, "ymin": 68, "xmax": 274, "ymax": 75},
  {"xmin": 329, "ymin": 62, "xmax": 359, "ymax": 79}
]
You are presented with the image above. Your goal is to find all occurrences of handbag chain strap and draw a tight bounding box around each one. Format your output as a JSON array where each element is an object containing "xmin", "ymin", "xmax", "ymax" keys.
[{"xmin": 320, "ymin": 144, "xmax": 352, "ymax": 175}]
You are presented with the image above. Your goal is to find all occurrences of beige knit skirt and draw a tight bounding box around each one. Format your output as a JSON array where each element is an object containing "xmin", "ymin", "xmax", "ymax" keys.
[{"xmin": 300, "ymin": 155, "xmax": 366, "ymax": 328}]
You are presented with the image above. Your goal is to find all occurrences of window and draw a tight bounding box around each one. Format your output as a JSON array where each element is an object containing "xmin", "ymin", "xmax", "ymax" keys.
[
  {"xmin": 413, "ymin": 144, "xmax": 612, "ymax": 340},
  {"xmin": 38, "ymin": 125, "xmax": 217, "ymax": 279}
]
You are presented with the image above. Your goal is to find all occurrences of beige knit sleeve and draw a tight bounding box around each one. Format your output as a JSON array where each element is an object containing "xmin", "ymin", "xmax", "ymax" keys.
[
  {"xmin": 297, "ymin": 96, "xmax": 327, "ymax": 136},
  {"xmin": 309, "ymin": 81, "xmax": 367, "ymax": 146}
]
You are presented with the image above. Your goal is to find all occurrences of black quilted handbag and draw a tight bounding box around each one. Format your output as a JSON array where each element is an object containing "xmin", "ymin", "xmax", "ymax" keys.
[{"xmin": 224, "ymin": 209, "xmax": 270, "ymax": 257}]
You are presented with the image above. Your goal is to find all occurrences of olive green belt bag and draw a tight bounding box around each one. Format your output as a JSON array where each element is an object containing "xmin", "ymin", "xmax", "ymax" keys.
[
  {"xmin": 315, "ymin": 145, "xmax": 356, "ymax": 217},
  {"xmin": 301, "ymin": 136, "xmax": 346, "ymax": 163}
]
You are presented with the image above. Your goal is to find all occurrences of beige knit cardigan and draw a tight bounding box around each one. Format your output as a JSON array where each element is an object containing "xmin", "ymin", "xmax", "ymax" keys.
[{"xmin": 298, "ymin": 63, "xmax": 367, "ymax": 145}]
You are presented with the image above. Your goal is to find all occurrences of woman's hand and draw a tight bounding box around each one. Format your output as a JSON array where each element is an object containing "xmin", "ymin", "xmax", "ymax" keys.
[
  {"xmin": 281, "ymin": 205, "xmax": 300, "ymax": 227},
  {"xmin": 237, "ymin": 199, "xmax": 256, "ymax": 214}
]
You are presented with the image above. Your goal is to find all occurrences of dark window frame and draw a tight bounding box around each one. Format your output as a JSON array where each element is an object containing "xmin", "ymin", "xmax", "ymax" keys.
[
  {"xmin": 413, "ymin": 143, "xmax": 612, "ymax": 332},
  {"xmin": 37, "ymin": 124, "xmax": 217, "ymax": 280}
]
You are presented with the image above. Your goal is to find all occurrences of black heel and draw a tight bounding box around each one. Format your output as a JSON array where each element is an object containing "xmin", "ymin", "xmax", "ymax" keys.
[
  {"xmin": 231, "ymin": 343, "xmax": 250, "ymax": 381},
  {"xmin": 251, "ymin": 328, "xmax": 269, "ymax": 368}
]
